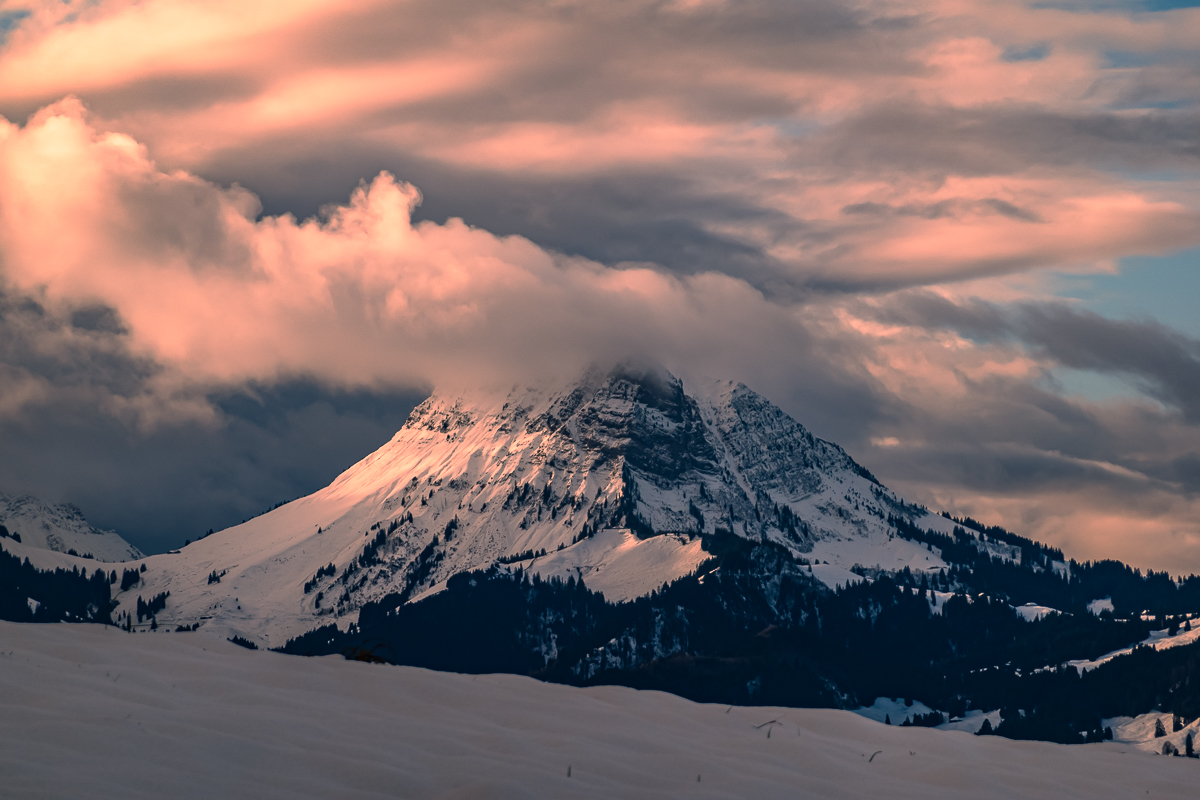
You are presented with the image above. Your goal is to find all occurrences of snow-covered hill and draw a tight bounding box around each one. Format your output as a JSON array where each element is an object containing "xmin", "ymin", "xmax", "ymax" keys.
[
  {"xmin": 0, "ymin": 494, "xmax": 142, "ymax": 562},
  {"xmin": 114, "ymin": 366, "xmax": 958, "ymax": 646},
  {"xmin": 2, "ymin": 620, "xmax": 1195, "ymax": 800}
]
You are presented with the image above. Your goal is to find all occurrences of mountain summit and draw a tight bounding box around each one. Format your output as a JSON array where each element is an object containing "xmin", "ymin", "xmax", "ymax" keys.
[
  {"xmin": 0, "ymin": 494, "xmax": 143, "ymax": 563},
  {"xmin": 120, "ymin": 366, "xmax": 951, "ymax": 645}
]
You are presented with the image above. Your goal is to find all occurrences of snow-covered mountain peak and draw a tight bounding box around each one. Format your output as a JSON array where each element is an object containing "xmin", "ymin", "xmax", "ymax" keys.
[
  {"xmin": 117, "ymin": 366, "xmax": 951, "ymax": 646},
  {"xmin": 0, "ymin": 493, "xmax": 143, "ymax": 562}
]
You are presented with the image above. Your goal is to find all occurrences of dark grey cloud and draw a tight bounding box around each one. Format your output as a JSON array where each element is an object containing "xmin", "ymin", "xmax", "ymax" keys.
[
  {"xmin": 830, "ymin": 291, "xmax": 1200, "ymax": 567},
  {"xmin": 1107, "ymin": 62, "xmax": 1200, "ymax": 110},
  {"xmin": 115, "ymin": 176, "xmax": 260, "ymax": 273},
  {"xmin": 826, "ymin": 348, "xmax": 1200, "ymax": 570},
  {"xmin": 815, "ymin": 103, "xmax": 1200, "ymax": 178},
  {"xmin": 0, "ymin": 71, "xmax": 268, "ymax": 126},
  {"xmin": 199, "ymin": 141, "xmax": 794, "ymax": 287},
  {"xmin": 1020, "ymin": 305, "xmax": 1200, "ymax": 420},
  {"xmin": 179, "ymin": 98, "xmax": 1200, "ymax": 298},
  {"xmin": 877, "ymin": 292, "xmax": 1200, "ymax": 422},
  {"xmin": 1164, "ymin": 452, "xmax": 1200, "ymax": 493},
  {"xmin": 0, "ymin": 381, "xmax": 424, "ymax": 554},
  {"xmin": 0, "ymin": 286, "xmax": 424, "ymax": 553},
  {"xmin": 266, "ymin": 0, "xmax": 921, "ymax": 125},
  {"xmin": 0, "ymin": 0, "xmax": 921, "ymax": 126},
  {"xmin": 69, "ymin": 305, "xmax": 128, "ymax": 335},
  {"xmin": 842, "ymin": 198, "xmax": 1043, "ymax": 222},
  {"xmin": 0, "ymin": 289, "xmax": 158, "ymax": 397}
]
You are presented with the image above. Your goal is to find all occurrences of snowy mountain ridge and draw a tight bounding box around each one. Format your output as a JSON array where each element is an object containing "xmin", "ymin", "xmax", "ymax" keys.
[
  {"xmin": 115, "ymin": 365, "xmax": 958, "ymax": 646},
  {"xmin": 0, "ymin": 493, "xmax": 143, "ymax": 563}
]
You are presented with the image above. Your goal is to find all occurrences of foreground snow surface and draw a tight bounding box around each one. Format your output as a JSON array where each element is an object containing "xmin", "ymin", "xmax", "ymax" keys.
[{"xmin": 2, "ymin": 623, "xmax": 1196, "ymax": 799}]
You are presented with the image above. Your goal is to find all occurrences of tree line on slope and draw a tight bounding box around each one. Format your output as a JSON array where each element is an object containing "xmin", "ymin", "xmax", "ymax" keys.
[
  {"xmin": 0, "ymin": 548, "xmax": 170, "ymax": 629},
  {"xmin": 891, "ymin": 515, "xmax": 1200, "ymax": 617},
  {"xmin": 279, "ymin": 525, "xmax": 1200, "ymax": 744},
  {"xmin": 0, "ymin": 548, "xmax": 115, "ymax": 623}
]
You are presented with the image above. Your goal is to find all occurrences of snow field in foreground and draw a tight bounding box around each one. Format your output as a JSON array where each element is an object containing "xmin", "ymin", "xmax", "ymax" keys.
[{"xmin": 1, "ymin": 623, "xmax": 1197, "ymax": 799}]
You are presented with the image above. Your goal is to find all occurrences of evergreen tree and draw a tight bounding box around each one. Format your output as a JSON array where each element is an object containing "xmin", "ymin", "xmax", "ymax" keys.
[
  {"xmin": 120, "ymin": 568, "xmax": 140, "ymax": 591},
  {"xmin": 1154, "ymin": 717, "xmax": 1167, "ymax": 738},
  {"xmin": 1186, "ymin": 731, "xmax": 1194, "ymax": 758}
]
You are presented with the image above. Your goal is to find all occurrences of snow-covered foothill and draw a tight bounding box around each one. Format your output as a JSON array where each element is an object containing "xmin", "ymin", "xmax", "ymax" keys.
[
  {"xmin": 0, "ymin": 531, "xmax": 137, "ymax": 574},
  {"xmin": 507, "ymin": 528, "xmax": 710, "ymax": 603},
  {"xmin": 809, "ymin": 561, "xmax": 866, "ymax": 590},
  {"xmin": 2, "ymin": 621, "xmax": 1196, "ymax": 800},
  {"xmin": 904, "ymin": 587, "xmax": 955, "ymax": 615},
  {"xmin": 0, "ymin": 494, "xmax": 143, "ymax": 562},
  {"xmin": 1106, "ymin": 711, "xmax": 1200, "ymax": 756},
  {"xmin": 1069, "ymin": 624, "xmax": 1200, "ymax": 674},
  {"xmin": 1088, "ymin": 598, "xmax": 1115, "ymax": 616},
  {"xmin": 1015, "ymin": 603, "xmax": 1061, "ymax": 622},
  {"xmin": 927, "ymin": 589, "xmax": 955, "ymax": 615},
  {"xmin": 805, "ymin": 525, "xmax": 947, "ymax": 587}
]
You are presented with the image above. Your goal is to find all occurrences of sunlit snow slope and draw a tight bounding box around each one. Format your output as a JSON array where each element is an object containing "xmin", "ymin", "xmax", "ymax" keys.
[
  {"xmin": 1, "ymin": 621, "xmax": 1194, "ymax": 800},
  {"xmin": 116, "ymin": 366, "xmax": 955, "ymax": 646}
]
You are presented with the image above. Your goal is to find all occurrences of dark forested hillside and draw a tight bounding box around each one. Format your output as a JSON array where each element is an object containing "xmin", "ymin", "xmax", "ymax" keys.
[
  {"xmin": 0, "ymin": 547, "xmax": 115, "ymax": 624},
  {"xmin": 283, "ymin": 520, "xmax": 1200, "ymax": 744}
]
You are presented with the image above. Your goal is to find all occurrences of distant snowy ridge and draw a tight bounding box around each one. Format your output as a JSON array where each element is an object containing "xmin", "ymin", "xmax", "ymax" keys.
[
  {"xmin": 1068, "ymin": 622, "xmax": 1200, "ymax": 674},
  {"xmin": 0, "ymin": 494, "xmax": 142, "ymax": 563}
]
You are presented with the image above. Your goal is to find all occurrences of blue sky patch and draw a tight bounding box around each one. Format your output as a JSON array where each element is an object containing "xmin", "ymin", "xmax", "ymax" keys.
[
  {"xmin": 0, "ymin": 9, "xmax": 30, "ymax": 48},
  {"xmin": 1002, "ymin": 43, "xmax": 1050, "ymax": 62},
  {"xmin": 1055, "ymin": 246, "xmax": 1200, "ymax": 338},
  {"xmin": 1033, "ymin": 1, "xmax": 1200, "ymax": 11}
]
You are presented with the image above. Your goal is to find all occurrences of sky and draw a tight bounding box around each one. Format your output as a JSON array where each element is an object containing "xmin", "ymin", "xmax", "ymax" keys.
[{"xmin": 0, "ymin": 0, "xmax": 1198, "ymax": 570}]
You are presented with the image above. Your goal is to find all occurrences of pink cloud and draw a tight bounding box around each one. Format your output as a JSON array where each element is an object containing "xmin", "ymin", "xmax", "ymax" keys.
[
  {"xmin": 0, "ymin": 101, "xmax": 813, "ymax": 396},
  {"xmin": 0, "ymin": 0, "xmax": 1194, "ymax": 295}
]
